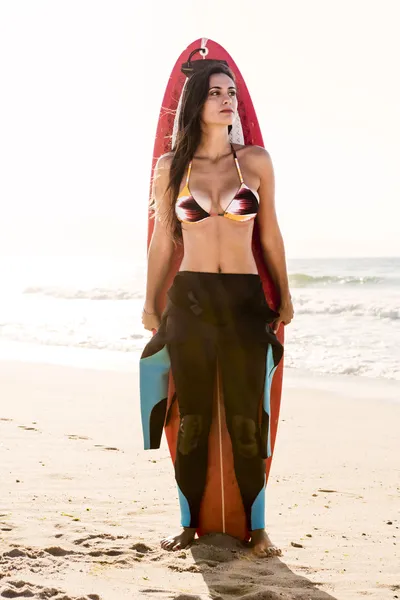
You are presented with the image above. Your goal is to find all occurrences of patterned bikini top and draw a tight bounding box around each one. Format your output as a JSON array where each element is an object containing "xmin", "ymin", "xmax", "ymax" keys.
[{"xmin": 175, "ymin": 143, "xmax": 259, "ymax": 224}]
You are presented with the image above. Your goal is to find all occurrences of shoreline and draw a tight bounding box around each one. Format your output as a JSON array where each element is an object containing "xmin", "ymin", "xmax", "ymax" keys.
[{"xmin": 0, "ymin": 339, "xmax": 399, "ymax": 402}]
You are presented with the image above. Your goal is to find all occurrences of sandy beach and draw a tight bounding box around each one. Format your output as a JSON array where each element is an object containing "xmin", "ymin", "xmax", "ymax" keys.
[{"xmin": 0, "ymin": 358, "xmax": 399, "ymax": 600}]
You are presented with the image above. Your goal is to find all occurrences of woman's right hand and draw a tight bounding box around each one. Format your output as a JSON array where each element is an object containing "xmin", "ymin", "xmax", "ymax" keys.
[{"xmin": 141, "ymin": 308, "xmax": 161, "ymax": 332}]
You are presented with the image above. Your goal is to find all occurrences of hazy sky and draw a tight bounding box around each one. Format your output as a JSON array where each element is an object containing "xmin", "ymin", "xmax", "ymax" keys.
[{"xmin": 0, "ymin": 0, "xmax": 399, "ymax": 260}]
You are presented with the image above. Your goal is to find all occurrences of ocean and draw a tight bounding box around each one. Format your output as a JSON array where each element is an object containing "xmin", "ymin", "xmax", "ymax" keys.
[{"xmin": 0, "ymin": 255, "xmax": 399, "ymax": 381}]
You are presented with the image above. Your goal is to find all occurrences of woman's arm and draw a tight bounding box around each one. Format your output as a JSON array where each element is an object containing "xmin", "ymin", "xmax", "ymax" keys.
[
  {"xmin": 143, "ymin": 153, "xmax": 175, "ymax": 323},
  {"xmin": 254, "ymin": 147, "xmax": 291, "ymax": 307}
]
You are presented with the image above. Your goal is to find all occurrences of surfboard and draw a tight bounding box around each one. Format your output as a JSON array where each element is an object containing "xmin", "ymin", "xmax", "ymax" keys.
[{"xmin": 144, "ymin": 37, "xmax": 285, "ymax": 542}]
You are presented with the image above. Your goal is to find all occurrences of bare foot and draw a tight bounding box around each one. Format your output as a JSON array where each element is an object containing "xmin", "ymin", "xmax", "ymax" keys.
[
  {"xmin": 160, "ymin": 527, "xmax": 196, "ymax": 551},
  {"xmin": 251, "ymin": 529, "xmax": 282, "ymax": 558}
]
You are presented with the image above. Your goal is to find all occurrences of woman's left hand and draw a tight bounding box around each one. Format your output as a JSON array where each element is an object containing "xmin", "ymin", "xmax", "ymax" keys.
[{"xmin": 272, "ymin": 296, "xmax": 294, "ymax": 334}]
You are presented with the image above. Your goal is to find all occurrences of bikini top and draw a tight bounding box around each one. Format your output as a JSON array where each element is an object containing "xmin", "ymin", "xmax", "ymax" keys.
[{"xmin": 175, "ymin": 143, "xmax": 259, "ymax": 224}]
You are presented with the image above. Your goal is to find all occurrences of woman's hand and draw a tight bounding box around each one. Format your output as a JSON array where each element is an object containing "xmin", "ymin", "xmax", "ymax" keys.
[
  {"xmin": 272, "ymin": 296, "xmax": 294, "ymax": 334},
  {"xmin": 141, "ymin": 308, "xmax": 161, "ymax": 332}
]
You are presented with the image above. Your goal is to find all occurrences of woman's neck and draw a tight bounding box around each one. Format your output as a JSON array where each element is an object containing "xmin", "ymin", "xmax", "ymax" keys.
[{"xmin": 194, "ymin": 130, "xmax": 232, "ymax": 163}]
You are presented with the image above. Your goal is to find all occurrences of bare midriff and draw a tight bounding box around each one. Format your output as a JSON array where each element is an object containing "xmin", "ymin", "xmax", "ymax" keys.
[{"xmin": 179, "ymin": 217, "xmax": 258, "ymax": 274}]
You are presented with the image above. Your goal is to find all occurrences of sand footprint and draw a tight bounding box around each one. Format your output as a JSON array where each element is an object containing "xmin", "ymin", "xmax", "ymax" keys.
[
  {"xmin": 18, "ymin": 425, "xmax": 40, "ymax": 432},
  {"xmin": 0, "ymin": 579, "xmax": 102, "ymax": 599},
  {"xmin": 130, "ymin": 542, "xmax": 152, "ymax": 554},
  {"xmin": 171, "ymin": 595, "xmax": 206, "ymax": 600},
  {"xmin": 44, "ymin": 546, "xmax": 77, "ymax": 557},
  {"xmin": 65, "ymin": 436, "xmax": 120, "ymax": 451},
  {"xmin": 71, "ymin": 535, "xmax": 155, "ymax": 565},
  {"xmin": 73, "ymin": 533, "xmax": 127, "ymax": 546}
]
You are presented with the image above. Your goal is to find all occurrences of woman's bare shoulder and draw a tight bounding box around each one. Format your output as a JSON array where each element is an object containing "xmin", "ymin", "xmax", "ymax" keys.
[
  {"xmin": 232, "ymin": 143, "xmax": 270, "ymax": 160},
  {"xmin": 232, "ymin": 144, "xmax": 271, "ymax": 175},
  {"xmin": 155, "ymin": 151, "xmax": 174, "ymax": 169}
]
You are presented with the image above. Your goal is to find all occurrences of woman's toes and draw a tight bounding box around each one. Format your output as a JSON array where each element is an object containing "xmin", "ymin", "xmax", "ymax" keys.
[
  {"xmin": 161, "ymin": 528, "xmax": 196, "ymax": 552},
  {"xmin": 253, "ymin": 544, "xmax": 282, "ymax": 558}
]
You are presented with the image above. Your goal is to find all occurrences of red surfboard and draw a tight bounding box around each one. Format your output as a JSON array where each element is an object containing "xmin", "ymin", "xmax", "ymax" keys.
[{"xmin": 147, "ymin": 37, "xmax": 285, "ymax": 541}]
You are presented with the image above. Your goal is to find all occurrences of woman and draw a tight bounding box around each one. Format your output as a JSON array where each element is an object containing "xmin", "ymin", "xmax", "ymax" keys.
[{"xmin": 141, "ymin": 62, "xmax": 293, "ymax": 557}]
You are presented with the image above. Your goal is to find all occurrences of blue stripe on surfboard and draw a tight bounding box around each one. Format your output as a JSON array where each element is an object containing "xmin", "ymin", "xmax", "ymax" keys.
[
  {"xmin": 264, "ymin": 344, "xmax": 279, "ymax": 459},
  {"xmin": 177, "ymin": 483, "xmax": 191, "ymax": 527},
  {"xmin": 252, "ymin": 345, "xmax": 279, "ymax": 527},
  {"xmin": 139, "ymin": 346, "xmax": 170, "ymax": 449},
  {"xmin": 251, "ymin": 473, "xmax": 266, "ymax": 530}
]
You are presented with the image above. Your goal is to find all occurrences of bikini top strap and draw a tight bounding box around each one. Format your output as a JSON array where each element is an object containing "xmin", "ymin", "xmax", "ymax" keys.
[
  {"xmin": 186, "ymin": 160, "xmax": 192, "ymax": 186},
  {"xmin": 230, "ymin": 143, "xmax": 244, "ymax": 184}
]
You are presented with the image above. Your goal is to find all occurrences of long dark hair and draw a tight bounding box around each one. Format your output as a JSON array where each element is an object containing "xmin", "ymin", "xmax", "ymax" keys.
[{"xmin": 154, "ymin": 62, "xmax": 237, "ymax": 244}]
